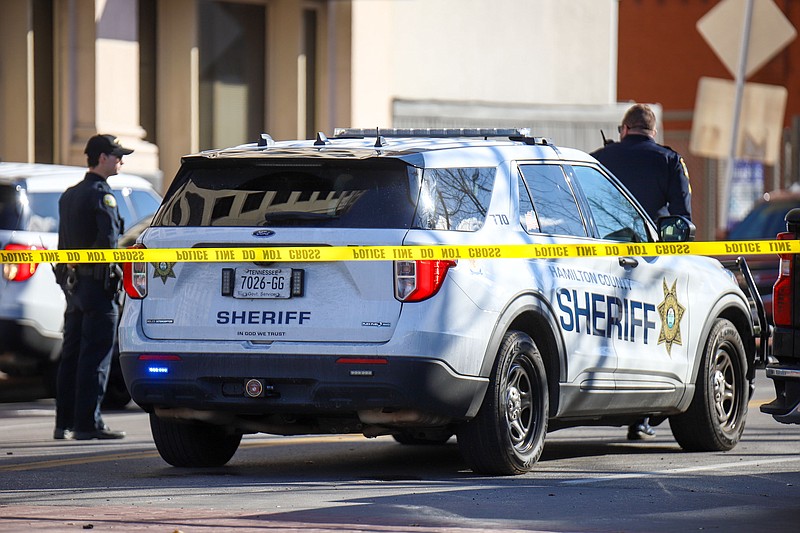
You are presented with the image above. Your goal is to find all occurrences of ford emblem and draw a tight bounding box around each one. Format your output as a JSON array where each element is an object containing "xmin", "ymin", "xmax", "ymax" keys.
[{"xmin": 252, "ymin": 229, "xmax": 276, "ymax": 238}]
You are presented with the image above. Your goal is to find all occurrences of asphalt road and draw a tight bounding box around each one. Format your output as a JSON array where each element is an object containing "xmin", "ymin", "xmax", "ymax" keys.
[{"xmin": 0, "ymin": 372, "xmax": 799, "ymax": 532}]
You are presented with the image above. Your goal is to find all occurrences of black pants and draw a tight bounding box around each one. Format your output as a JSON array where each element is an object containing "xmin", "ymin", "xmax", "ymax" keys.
[{"xmin": 55, "ymin": 275, "xmax": 118, "ymax": 433}]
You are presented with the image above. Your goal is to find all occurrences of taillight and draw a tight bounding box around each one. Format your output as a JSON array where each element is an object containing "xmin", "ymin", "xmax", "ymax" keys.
[
  {"xmin": 394, "ymin": 259, "xmax": 456, "ymax": 302},
  {"xmin": 123, "ymin": 243, "xmax": 147, "ymax": 299},
  {"xmin": 2, "ymin": 243, "xmax": 42, "ymax": 282},
  {"xmin": 773, "ymin": 232, "xmax": 793, "ymax": 327}
]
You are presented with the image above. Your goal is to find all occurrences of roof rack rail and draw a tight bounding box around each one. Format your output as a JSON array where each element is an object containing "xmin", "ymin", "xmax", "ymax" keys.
[
  {"xmin": 333, "ymin": 127, "xmax": 531, "ymax": 139},
  {"xmin": 508, "ymin": 135, "xmax": 554, "ymax": 146}
]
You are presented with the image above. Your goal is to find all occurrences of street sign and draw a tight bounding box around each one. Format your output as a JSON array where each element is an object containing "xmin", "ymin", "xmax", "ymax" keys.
[
  {"xmin": 690, "ymin": 77, "xmax": 787, "ymax": 165},
  {"xmin": 727, "ymin": 160, "xmax": 764, "ymax": 229},
  {"xmin": 697, "ymin": 0, "xmax": 796, "ymax": 79}
]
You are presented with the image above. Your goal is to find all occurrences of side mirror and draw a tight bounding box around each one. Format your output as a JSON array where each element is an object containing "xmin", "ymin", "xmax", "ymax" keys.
[{"xmin": 658, "ymin": 215, "xmax": 696, "ymax": 242}]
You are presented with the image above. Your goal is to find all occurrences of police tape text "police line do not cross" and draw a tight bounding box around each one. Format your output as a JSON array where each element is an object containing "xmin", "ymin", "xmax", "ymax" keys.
[{"xmin": 1, "ymin": 240, "xmax": 799, "ymax": 265}]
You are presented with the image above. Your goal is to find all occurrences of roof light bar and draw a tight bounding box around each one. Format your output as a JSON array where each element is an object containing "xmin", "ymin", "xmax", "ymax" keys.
[{"xmin": 333, "ymin": 127, "xmax": 531, "ymax": 139}]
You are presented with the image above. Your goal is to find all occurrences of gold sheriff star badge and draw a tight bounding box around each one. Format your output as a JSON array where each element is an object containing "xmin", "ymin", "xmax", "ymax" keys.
[
  {"xmin": 657, "ymin": 278, "xmax": 685, "ymax": 356},
  {"xmin": 152, "ymin": 261, "xmax": 176, "ymax": 284}
]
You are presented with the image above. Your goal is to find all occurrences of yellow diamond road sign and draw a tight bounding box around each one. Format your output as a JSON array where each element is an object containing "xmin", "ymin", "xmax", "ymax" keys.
[{"xmin": 697, "ymin": 0, "xmax": 796, "ymax": 79}]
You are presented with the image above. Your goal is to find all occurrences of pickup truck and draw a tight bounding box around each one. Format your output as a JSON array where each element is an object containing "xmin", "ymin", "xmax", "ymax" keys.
[{"xmin": 761, "ymin": 208, "xmax": 800, "ymax": 423}]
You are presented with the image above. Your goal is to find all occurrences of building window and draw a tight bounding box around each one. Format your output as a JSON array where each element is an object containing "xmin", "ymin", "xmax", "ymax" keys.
[
  {"xmin": 139, "ymin": 0, "xmax": 157, "ymax": 145},
  {"xmin": 32, "ymin": 0, "xmax": 54, "ymax": 162},
  {"xmin": 198, "ymin": 1, "xmax": 266, "ymax": 150},
  {"xmin": 300, "ymin": 8, "xmax": 318, "ymax": 139}
]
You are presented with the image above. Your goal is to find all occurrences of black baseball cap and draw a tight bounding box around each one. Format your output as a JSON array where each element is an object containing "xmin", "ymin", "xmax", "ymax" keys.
[{"xmin": 84, "ymin": 134, "xmax": 134, "ymax": 158}]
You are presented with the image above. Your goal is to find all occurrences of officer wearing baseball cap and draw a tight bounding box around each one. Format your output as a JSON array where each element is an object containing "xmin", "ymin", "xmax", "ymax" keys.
[
  {"xmin": 53, "ymin": 134, "xmax": 133, "ymax": 441},
  {"xmin": 84, "ymin": 134, "xmax": 135, "ymax": 159}
]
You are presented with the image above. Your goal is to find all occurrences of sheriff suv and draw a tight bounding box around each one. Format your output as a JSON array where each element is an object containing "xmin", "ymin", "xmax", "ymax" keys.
[{"xmin": 119, "ymin": 128, "xmax": 767, "ymax": 475}]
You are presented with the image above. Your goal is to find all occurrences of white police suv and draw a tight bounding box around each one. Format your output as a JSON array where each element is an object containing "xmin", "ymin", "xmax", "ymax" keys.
[
  {"xmin": 119, "ymin": 128, "xmax": 767, "ymax": 474},
  {"xmin": 0, "ymin": 162, "xmax": 161, "ymax": 404}
]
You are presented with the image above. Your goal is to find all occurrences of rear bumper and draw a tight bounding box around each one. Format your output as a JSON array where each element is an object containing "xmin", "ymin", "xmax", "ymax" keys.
[
  {"xmin": 0, "ymin": 319, "xmax": 60, "ymax": 373},
  {"xmin": 760, "ymin": 365, "xmax": 800, "ymax": 424},
  {"xmin": 761, "ymin": 325, "xmax": 800, "ymax": 424},
  {"xmin": 120, "ymin": 351, "xmax": 488, "ymax": 421}
]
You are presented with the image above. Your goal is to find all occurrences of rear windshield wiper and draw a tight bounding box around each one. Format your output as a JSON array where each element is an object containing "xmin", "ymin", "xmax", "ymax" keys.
[{"xmin": 262, "ymin": 211, "xmax": 340, "ymax": 226}]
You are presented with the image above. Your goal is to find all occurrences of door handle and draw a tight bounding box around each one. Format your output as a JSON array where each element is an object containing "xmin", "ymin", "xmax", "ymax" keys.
[{"xmin": 618, "ymin": 256, "xmax": 639, "ymax": 268}]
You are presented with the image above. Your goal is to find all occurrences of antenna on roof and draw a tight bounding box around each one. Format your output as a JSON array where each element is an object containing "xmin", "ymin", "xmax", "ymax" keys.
[
  {"xmin": 374, "ymin": 127, "xmax": 386, "ymax": 148},
  {"xmin": 314, "ymin": 132, "xmax": 330, "ymax": 146}
]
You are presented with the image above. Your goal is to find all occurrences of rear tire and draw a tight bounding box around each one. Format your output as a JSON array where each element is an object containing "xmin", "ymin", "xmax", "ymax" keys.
[
  {"xmin": 102, "ymin": 343, "xmax": 131, "ymax": 410},
  {"xmin": 457, "ymin": 330, "xmax": 548, "ymax": 475},
  {"xmin": 149, "ymin": 413, "xmax": 242, "ymax": 467},
  {"xmin": 670, "ymin": 318, "xmax": 748, "ymax": 451}
]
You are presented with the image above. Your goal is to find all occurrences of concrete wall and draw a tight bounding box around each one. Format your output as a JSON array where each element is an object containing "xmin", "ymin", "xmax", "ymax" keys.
[{"xmin": 350, "ymin": 0, "xmax": 618, "ymax": 127}]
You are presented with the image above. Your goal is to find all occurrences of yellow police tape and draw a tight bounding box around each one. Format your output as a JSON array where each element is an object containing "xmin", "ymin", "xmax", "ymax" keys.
[{"xmin": 2, "ymin": 240, "xmax": 800, "ymax": 264}]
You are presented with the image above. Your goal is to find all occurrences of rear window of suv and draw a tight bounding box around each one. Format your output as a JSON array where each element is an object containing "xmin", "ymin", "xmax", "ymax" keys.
[
  {"xmin": 0, "ymin": 185, "xmax": 25, "ymax": 230},
  {"xmin": 0, "ymin": 187, "xmax": 60, "ymax": 232},
  {"xmin": 154, "ymin": 159, "xmax": 496, "ymax": 231},
  {"xmin": 1, "ymin": 184, "xmax": 161, "ymax": 233}
]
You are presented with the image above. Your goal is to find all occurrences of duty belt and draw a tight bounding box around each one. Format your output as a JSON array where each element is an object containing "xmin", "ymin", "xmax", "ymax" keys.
[{"xmin": 76, "ymin": 264, "xmax": 98, "ymax": 276}]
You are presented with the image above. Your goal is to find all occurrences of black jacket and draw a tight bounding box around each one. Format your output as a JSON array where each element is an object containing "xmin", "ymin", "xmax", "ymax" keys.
[
  {"xmin": 591, "ymin": 134, "xmax": 692, "ymax": 222},
  {"xmin": 58, "ymin": 172, "xmax": 122, "ymax": 251}
]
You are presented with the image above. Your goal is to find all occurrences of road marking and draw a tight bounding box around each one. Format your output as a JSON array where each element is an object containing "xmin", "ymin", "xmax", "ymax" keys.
[
  {"xmin": 561, "ymin": 456, "xmax": 800, "ymax": 485},
  {"xmin": 0, "ymin": 451, "xmax": 161, "ymax": 471},
  {"xmin": 750, "ymin": 397, "xmax": 771, "ymax": 408},
  {"xmin": 0, "ymin": 409, "xmax": 54, "ymax": 419},
  {"xmin": 0, "ymin": 434, "xmax": 367, "ymax": 472}
]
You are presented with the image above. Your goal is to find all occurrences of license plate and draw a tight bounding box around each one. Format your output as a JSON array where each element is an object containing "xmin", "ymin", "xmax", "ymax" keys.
[{"xmin": 233, "ymin": 267, "xmax": 291, "ymax": 299}]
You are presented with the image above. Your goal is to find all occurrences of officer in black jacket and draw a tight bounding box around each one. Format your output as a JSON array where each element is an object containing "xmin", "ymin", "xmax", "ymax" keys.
[
  {"xmin": 591, "ymin": 103, "xmax": 692, "ymax": 221},
  {"xmin": 53, "ymin": 134, "xmax": 132, "ymax": 441},
  {"xmin": 591, "ymin": 104, "xmax": 692, "ymax": 441}
]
